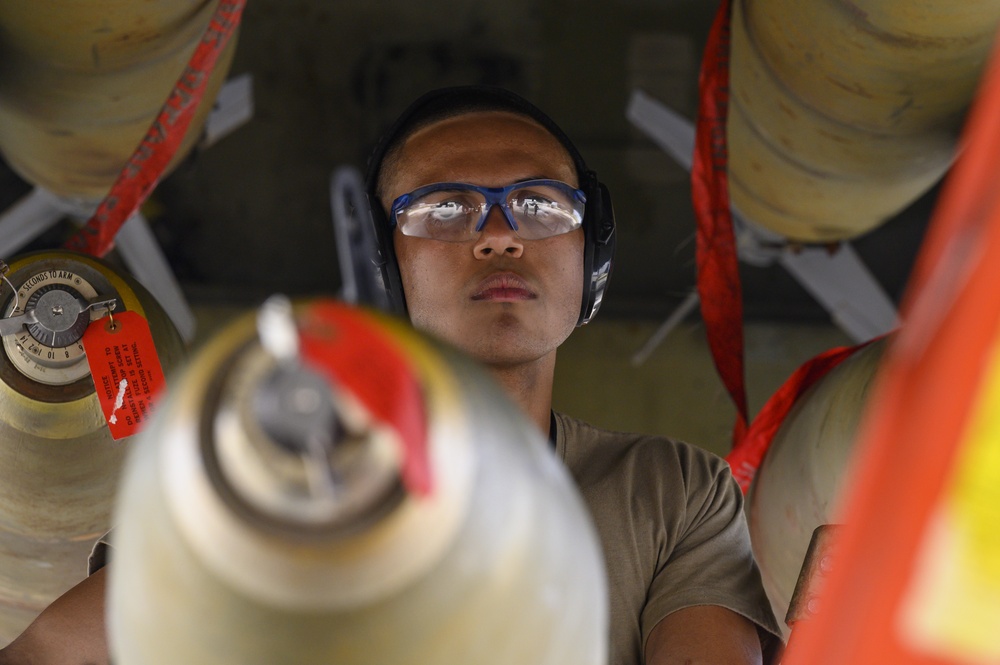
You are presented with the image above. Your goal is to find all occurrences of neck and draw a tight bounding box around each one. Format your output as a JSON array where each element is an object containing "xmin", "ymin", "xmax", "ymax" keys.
[{"xmin": 484, "ymin": 352, "xmax": 556, "ymax": 439}]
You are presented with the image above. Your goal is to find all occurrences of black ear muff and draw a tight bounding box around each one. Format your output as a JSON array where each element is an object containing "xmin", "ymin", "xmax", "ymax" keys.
[
  {"xmin": 366, "ymin": 192, "xmax": 408, "ymax": 317},
  {"xmin": 578, "ymin": 174, "xmax": 616, "ymax": 326}
]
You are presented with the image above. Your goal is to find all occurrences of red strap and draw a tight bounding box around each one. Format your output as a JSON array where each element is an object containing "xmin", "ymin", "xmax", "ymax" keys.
[
  {"xmin": 63, "ymin": 0, "xmax": 246, "ymax": 257},
  {"xmin": 692, "ymin": 0, "xmax": 748, "ymax": 442},
  {"xmin": 692, "ymin": 1, "xmax": 882, "ymax": 484},
  {"xmin": 726, "ymin": 335, "xmax": 884, "ymax": 492},
  {"xmin": 297, "ymin": 302, "xmax": 432, "ymax": 497}
]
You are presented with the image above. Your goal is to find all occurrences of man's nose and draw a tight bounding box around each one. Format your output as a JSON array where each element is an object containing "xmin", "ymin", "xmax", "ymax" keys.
[{"xmin": 473, "ymin": 205, "xmax": 524, "ymax": 259}]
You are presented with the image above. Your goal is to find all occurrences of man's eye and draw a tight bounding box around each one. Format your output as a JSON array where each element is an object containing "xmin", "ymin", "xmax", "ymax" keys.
[
  {"xmin": 513, "ymin": 195, "xmax": 559, "ymax": 216},
  {"xmin": 407, "ymin": 199, "xmax": 473, "ymax": 223},
  {"xmin": 428, "ymin": 201, "xmax": 469, "ymax": 221}
]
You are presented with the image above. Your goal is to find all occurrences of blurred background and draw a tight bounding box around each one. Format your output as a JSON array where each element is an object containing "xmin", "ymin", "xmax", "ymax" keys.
[{"xmin": 0, "ymin": 0, "xmax": 939, "ymax": 454}]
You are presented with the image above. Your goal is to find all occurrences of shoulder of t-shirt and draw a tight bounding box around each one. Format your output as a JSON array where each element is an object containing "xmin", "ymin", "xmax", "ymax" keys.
[{"xmin": 552, "ymin": 411, "xmax": 732, "ymax": 484}]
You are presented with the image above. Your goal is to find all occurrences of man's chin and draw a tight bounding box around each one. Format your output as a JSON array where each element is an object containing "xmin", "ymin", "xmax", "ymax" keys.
[
  {"xmin": 413, "ymin": 312, "xmax": 554, "ymax": 365},
  {"xmin": 459, "ymin": 335, "xmax": 551, "ymax": 371}
]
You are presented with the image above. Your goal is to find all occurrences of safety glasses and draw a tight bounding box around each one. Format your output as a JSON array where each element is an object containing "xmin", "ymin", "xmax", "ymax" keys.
[{"xmin": 389, "ymin": 179, "xmax": 586, "ymax": 242}]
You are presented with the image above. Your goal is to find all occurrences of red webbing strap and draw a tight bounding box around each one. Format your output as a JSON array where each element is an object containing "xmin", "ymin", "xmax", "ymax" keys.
[
  {"xmin": 298, "ymin": 301, "xmax": 432, "ymax": 497},
  {"xmin": 726, "ymin": 336, "xmax": 883, "ymax": 492},
  {"xmin": 692, "ymin": 0, "xmax": 748, "ymax": 442},
  {"xmin": 63, "ymin": 0, "xmax": 246, "ymax": 257},
  {"xmin": 693, "ymin": 1, "xmax": 880, "ymax": 484}
]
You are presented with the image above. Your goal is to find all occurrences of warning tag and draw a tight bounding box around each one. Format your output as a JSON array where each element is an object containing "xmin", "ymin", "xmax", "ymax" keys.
[{"xmin": 82, "ymin": 310, "xmax": 167, "ymax": 440}]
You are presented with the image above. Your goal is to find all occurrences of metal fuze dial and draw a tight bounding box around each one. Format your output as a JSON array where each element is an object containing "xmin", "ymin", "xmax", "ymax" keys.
[{"xmin": 1, "ymin": 269, "xmax": 109, "ymax": 385}]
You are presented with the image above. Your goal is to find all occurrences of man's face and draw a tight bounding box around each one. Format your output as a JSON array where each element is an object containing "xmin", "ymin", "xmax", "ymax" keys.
[{"xmin": 382, "ymin": 111, "xmax": 585, "ymax": 368}]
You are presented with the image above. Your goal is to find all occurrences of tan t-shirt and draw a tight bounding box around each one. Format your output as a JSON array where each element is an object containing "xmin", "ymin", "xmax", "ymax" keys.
[{"xmin": 553, "ymin": 411, "xmax": 782, "ymax": 664}]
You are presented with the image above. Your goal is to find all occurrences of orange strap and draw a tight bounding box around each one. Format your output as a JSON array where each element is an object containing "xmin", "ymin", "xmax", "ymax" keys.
[{"xmin": 782, "ymin": 30, "xmax": 1000, "ymax": 665}]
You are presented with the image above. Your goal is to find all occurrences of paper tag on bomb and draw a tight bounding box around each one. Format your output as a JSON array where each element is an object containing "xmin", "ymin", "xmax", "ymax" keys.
[{"xmin": 82, "ymin": 311, "xmax": 166, "ymax": 440}]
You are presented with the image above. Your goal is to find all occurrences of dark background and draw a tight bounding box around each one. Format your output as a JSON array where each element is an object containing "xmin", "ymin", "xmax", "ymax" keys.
[{"xmin": 0, "ymin": 0, "xmax": 937, "ymax": 324}]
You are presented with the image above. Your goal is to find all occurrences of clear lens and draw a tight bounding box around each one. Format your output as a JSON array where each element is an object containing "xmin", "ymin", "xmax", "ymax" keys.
[
  {"xmin": 507, "ymin": 183, "xmax": 583, "ymax": 239},
  {"xmin": 394, "ymin": 181, "xmax": 585, "ymax": 241},
  {"xmin": 396, "ymin": 189, "xmax": 485, "ymax": 241}
]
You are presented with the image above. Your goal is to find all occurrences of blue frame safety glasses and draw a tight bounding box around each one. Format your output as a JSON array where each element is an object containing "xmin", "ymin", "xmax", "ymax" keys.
[{"xmin": 390, "ymin": 179, "xmax": 586, "ymax": 242}]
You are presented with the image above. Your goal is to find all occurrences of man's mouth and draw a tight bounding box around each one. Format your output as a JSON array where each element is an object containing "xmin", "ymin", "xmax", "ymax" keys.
[{"xmin": 471, "ymin": 272, "xmax": 537, "ymax": 302}]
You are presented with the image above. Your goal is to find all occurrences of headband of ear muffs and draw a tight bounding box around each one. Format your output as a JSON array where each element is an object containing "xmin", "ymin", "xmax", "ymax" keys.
[{"xmin": 363, "ymin": 85, "xmax": 616, "ymax": 326}]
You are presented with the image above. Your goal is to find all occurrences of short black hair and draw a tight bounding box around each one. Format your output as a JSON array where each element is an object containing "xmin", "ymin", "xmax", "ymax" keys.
[{"xmin": 364, "ymin": 85, "xmax": 590, "ymax": 209}]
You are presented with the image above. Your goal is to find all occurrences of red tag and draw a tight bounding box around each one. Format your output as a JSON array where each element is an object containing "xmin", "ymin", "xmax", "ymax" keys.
[{"xmin": 82, "ymin": 311, "xmax": 167, "ymax": 440}]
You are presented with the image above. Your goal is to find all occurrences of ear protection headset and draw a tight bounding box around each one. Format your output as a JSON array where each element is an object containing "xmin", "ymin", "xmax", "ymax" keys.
[{"xmin": 363, "ymin": 85, "xmax": 616, "ymax": 326}]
